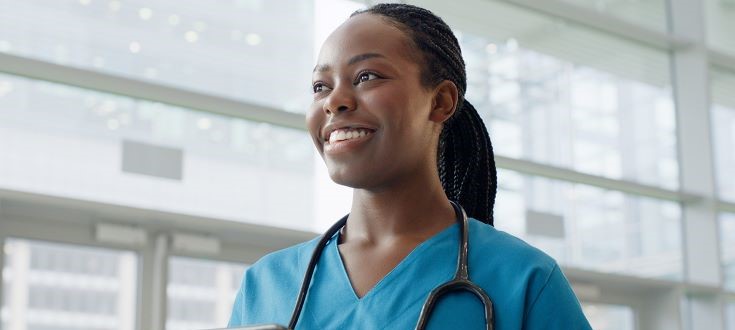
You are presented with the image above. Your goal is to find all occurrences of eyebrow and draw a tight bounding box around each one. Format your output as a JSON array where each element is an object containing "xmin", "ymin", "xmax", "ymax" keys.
[{"xmin": 313, "ymin": 53, "xmax": 386, "ymax": 73}]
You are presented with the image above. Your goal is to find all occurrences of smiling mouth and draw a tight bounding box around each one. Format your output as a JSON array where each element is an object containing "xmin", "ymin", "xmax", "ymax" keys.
[
  {"xmin": 325, "ymin": 128, "xmax": 375, "ymax": 144},
  {"xmin": 324, "ymin": 129, "xmax": 375, "ymax": 154}
]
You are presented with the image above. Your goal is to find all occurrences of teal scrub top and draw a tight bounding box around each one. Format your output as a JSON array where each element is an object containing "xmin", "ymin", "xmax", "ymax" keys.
[{"xmin": 228, "ymin": 218, "xmax": 592, "ymax": 329}]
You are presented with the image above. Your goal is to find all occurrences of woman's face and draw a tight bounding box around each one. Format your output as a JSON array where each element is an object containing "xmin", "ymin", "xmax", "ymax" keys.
[{"xmin": 307, "ymin": 14, "xmax": 444, "ymax": 189}]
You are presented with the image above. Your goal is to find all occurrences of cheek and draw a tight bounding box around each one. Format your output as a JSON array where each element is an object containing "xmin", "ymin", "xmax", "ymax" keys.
[
  {"xmin": 367, "ymin": 89, "xmax": 428, "ymax": 137},
  {"xmin": 306, "ymin": 102, "xmax": 326, "ymax": 150},
  {"xmin": 361, "ymin": 88, "xmax": 412, "ymax": 126}
]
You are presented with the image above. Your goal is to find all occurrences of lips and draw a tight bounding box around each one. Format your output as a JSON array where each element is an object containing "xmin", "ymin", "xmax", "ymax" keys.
[
  {"xmin": 323, "ymin": 129, "xmax": 376, "ymax": 154},
  {"xmin": 322, "ymin": 123, "xmax": 377, "ymax": 143}
]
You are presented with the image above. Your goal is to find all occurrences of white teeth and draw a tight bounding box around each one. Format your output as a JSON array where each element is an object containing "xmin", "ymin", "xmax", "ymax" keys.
[{"xmin": 328, "ymin": 128, "xmax": 373, "ymax": 143}]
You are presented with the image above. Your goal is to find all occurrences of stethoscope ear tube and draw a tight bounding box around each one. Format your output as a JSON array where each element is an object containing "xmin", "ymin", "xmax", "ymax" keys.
[{"xmin": 287, "ymin": 214, "xmax": 348, "ymax": 329}]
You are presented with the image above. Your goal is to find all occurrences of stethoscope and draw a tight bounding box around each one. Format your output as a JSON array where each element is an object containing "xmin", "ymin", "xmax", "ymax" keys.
[{"xmin": 287, "ymin": 200, "xmax": 494, "ymax": 330}]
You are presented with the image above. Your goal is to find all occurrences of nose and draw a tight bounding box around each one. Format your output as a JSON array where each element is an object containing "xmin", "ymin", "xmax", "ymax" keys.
[{"xmin": 323, "ymin": 84, "xmax": 356, "ymax": 115}]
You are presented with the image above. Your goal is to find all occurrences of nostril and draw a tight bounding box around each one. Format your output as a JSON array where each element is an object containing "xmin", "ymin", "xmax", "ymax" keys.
[{"xmin": 337, "ymin": 105, "xmax": 349, "ymax": 112}]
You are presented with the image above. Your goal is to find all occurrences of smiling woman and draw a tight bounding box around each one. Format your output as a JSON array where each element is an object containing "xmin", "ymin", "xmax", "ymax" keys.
[{"xmin": 228, "ymin": 3, "xmax": 591, "ymax": 329}]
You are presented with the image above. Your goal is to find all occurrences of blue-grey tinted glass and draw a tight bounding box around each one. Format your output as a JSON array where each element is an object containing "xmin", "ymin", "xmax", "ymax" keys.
[
  {"xmin": 2, "ymin": 238, "xmax": 138, "ymax": 330},
  {"xmin": 0, "ymin": 73, "xmax": 317, "ymax": 231},
  {"xmin": 712, "ymin": 68, "xmax": 735, "ymax": 202},
  {"xmin": 495, "ymin": 169, "xmax": 682, "ymax": 279},
  {"xmin": 582, "ymin": 303, "xmax": 635, "ymax": 330},
  {"xmin": 166, "ymin": 257, "xmax": 247, "ymax": 330},
  {"xmin": 458, "ymin": 21, "xmax": 676, "ymax": 189}
]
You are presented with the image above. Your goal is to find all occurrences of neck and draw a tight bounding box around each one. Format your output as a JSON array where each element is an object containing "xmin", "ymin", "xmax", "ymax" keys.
[{"xmin": 343, "ymin": 164, "xmax": 456, "ymax": 245}]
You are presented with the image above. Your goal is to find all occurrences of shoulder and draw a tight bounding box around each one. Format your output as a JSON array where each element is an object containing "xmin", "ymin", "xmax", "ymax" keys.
[
  {"xmin": 237, "ymin": 235, "xmax": 324, "ymax": 301},
  {"xmin": 467, "ymin": 217, "xmax": 556, "ymax": 273},
  {"xmin": 245, "ymin": 235, "xmax": 321, "ymax": 280},
  {"xmin": 466, "ymin": 218, "xmax": 558, "ymax": 304},
  {"xmin": 229, "ymin": 236, "xmax": 322, "ymax": 326},
  {"xmin": 467, "ymin": 218, "xmax": 590, "ymax": 328}
]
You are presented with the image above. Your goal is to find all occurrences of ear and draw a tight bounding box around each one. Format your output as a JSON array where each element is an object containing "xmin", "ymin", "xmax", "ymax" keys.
[{"xmin": 429, "ymin": 80, "xmax": 459, "ymax": 124}]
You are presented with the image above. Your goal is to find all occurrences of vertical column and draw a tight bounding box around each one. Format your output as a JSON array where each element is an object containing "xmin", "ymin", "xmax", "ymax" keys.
[
  {"xmin": 8, "ymin": 240, "xmax": 28, "ymax": 330},
  {"xmin": 639, "ymin": 289, "xmax": 683, "ymax": 330},
  {"xmin": 139, "ymin": 234, "xmax": 168, "ymax": 330},
  {"xmin": 152, "ymin": 234, "xmax": 169, "ymax": 330},
  {"xmin": 668, "ymin": 0, "xmax": 723, "ymax": 329},
  {"xmin": 118, "ymin": 253, "xmax": 137, "ymax": 330},
  {"xmin": 216, "ymin": 264, "xmax": 232, "ymax": 326},
  {"xmin": 0, "ymin": 204, "xmax": 5, "ymax": 330}
]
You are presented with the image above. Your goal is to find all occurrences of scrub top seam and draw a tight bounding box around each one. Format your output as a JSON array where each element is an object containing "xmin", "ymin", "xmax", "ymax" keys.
[{"xmin": 522, "ymin": 263, "xmax": 558, "ymax": 321}]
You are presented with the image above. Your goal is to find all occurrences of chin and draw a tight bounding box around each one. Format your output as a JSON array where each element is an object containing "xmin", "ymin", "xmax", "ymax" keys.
[{"xmin": 327, "ymin": 166, "xmax": 376, "ymax": 189}]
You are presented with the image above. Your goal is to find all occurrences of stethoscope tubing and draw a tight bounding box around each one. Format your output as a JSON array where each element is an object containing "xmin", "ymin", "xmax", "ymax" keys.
[
  {"xmin": 414, "ymin": 201, "xmax": 493, "ymax": 330},
  {"xmin": 287, "ymin": 201, "xmax": 493, "ymax": 330},
  {"xmin": 287, "ymin": 214, "xmax": 348, "ymax": 329}
]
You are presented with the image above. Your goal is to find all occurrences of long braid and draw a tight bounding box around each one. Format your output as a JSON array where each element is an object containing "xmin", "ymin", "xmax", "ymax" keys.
[{"xmin": 352, "ymin": 4, "xmax": 498, "ymax": 226}]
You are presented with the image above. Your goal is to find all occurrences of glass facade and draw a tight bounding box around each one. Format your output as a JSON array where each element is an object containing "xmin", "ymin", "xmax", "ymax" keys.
[
  {"xmin": 0, "ymin": 0, "xmax": 315, "ymax": 112},
  {"xmin": 705, "ymin": 0, "xmax": 735, "ymax": 56},
  {"xmin": 722, "ymin": 213, "xmax": 735, "ymax": 291},
  {"xmin": 560, "ymin": 0, "xmax": 667, "ymax": 31},
  {"xmin": 166, "ymin": 257, "xmax": 247, "ymax": 330},
  {"xmin": 461, "ymin": 29, "xmax": 677, "ymax": 189},
  {"xmin": 495, "ymin": 169, "xmax": 682, "ymax": 279},
  {"xmin": 712, "ymin": 68, "xmax": 735, "ymax": 202},
  {"xmin": 1, "ymin": 238, "xmax": 137, "ymax": 330},
  {"xmin": 0, "ymin": 72, "xmax": 317, "ymax": 231},
  {"xmin": 582, "ymin": 302, "xmax": 635, "ymax": 330}
]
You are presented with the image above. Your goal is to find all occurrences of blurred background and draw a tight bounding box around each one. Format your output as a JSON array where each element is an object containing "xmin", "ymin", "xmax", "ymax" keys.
[{"xmin": 0, "ymin": 0, "xmax": 733, "ymax": 329}]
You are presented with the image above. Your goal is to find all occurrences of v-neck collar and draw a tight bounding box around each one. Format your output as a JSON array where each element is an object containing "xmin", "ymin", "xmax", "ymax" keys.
[
  {"xmin": 332, "ymin": 222, "xmax": 459, "ymax": 301},
  {"xmin": 300, "ymin": 220, "xmax": 464, "ymax": 329}
]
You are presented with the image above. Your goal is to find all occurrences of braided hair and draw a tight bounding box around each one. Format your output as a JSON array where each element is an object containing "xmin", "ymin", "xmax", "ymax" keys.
[{"xmin": 352, "ymin": 4, "xmax": 497, "ymax": 226}]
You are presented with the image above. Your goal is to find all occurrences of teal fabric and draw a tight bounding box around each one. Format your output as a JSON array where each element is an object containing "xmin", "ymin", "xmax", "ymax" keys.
[{"xmin": 228, "ymin": 218, "xmax": 592, "ymax": 329}]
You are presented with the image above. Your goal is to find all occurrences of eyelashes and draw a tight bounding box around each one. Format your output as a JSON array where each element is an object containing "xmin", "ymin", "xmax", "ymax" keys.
[
  {"xmin": 312, "ymin": 81, "xmax": 329, "ymax": 93},
  {"xmin": 311, "ymin": 70, "xmax": 383, "ymax": 94},
  {"xmin": 355, "ymin": 71, "xmax": 379, "ymax": 84}
]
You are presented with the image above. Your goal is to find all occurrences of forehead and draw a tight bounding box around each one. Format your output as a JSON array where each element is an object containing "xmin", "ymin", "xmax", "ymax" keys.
[{"xmin": 316, "ymin": 13, "xmax": 418, "ymax": 69}]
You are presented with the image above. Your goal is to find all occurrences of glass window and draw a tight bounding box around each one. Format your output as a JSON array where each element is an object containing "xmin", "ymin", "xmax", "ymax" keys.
[
  {"xmin": 495, "ymin": 169, "xmax": 683, "ymax": 279},
  {"xmin": 1, "ymin": 238, "xmax": 138, "ymax": 330},
  {"xmin": 449, "ymin": 1, "xmax": 677, "ymax": 189},
  {"xmin": 705, "ymin": 0, "xmax": 735, "ymax": 56},
  {"xmin": 0, "ymin": 0, "xmax": 363, "ymax": 113},
  {"xmin": 722, "ymin": 213, "xmax": 735, "ymax": 292},
  {"xmin": 0, "ymin": 72, "xmax": 325, "ymax": 231},
  {"xmin": 582, "ymin": 302, "xmax": 636, "ymax": 330},
  {"xmin": 727, "ymin": 300, "xmax": 735, "ymax": 330},
  {"xmin": 166, "ymin": 256, "xmax": 247, "ymax": 330},
  {"xmin": 712, "ymin": 68, "xmax": 735, "ymax": 202},
  {"xmin": 559, "ymin": 0, "xmax": 667, "ymax": 31}
]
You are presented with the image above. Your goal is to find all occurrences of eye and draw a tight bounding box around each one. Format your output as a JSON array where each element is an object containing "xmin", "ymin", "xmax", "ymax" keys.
[
  {"xmin": 312, "ymin": 81, "xmax": 331, "ymax": 94},
  {"xmin": 355, "ymin": 71, "xmax": 380, "ymax": 84}
]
